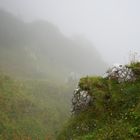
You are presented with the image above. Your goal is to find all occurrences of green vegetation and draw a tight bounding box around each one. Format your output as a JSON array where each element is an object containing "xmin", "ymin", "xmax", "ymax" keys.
[
  {"xmin": 0, "ymin": 9, "xmax": 107, "ymax": 139},
  {"xmin": 57, "ymin": 62, "xmax": 140, "ymax": 140},
  {"xmin": 0, "ymin": 74, "xmax": 73, "ymax": 140},
  {"xmin": 1, "ymin": 8, "xmax": 140, "ymax": 140}
]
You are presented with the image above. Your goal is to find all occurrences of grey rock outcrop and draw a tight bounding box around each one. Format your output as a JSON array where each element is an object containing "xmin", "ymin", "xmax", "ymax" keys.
[
  {"xmin": 105, "ymin": 64, "xmax": 135, "ymax": 83},
  {"xmin": 71, "ymin": 88, "xmax": 92, "ymax": 114}
]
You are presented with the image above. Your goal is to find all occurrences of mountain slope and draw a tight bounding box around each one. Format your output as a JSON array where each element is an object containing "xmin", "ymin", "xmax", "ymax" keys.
[
  {"xmin": 0, "ymin": 9, "xmax": 107, "ymax": 80},
  {"xmin": 0, "ymin": 74, "xmax": 73, "ymax": 140}
]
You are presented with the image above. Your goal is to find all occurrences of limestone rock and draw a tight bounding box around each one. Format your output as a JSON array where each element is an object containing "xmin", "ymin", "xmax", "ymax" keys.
[
  {"xmin": 105, "ymin": 64, "xmax": 135, "ymax": 83},
  {"xmin": 71, "ymin": 87, "xmax": 92, "ymax": 114}
]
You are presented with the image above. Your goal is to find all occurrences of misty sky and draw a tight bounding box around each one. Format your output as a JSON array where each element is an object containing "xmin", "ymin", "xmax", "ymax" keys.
[{"xmin": 0, "ymin": 0, "xmax": 140, "ymax": 64}]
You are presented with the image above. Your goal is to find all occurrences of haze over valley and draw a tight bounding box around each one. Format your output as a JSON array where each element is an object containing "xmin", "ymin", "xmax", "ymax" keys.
[
  {"xmin": 0, "ymin": 1, "xmax": 140, "ymax": 140},
  {"xmin": 0, "ymin": 9, "xmax": 107, "ymax": 81}
]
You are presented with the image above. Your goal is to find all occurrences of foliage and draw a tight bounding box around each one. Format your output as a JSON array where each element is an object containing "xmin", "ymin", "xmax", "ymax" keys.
[
  {"xmin": 127, "ymin": 62, "xmax": 140, "ymax": 79},
  {"xmin": 57, "ymin": 62, "xmax": 140, "ymax": 140},
  {"xmin": 0, "ymin": 74, "xmax": 73, "ymax": 140}
]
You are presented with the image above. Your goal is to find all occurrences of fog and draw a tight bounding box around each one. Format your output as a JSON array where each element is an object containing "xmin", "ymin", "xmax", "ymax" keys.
[
  {"xmin": 0, "ymin": 0, "xmax": 140, "ymax": 64},
  {"xmin": 0, "ymin": 1, "xmax": 140, "ymax": 139}
]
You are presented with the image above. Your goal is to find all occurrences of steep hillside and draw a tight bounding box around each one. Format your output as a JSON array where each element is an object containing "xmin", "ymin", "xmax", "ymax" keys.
[
  {"xmin": 0, "ymin": 9, "xmax": 107, "ymax": 80},
  {"xmin": 0, "ymin": 74, "xmax": 74, "ymax": 140},
  {"xmin": 57, "ymin": 62, "xmax": 140, "ymax": 140}
]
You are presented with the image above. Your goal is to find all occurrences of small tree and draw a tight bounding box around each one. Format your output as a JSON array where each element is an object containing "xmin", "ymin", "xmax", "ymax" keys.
[{"xmin": 129, "ymin": 51, "xmax": 140, "ymax": 64}]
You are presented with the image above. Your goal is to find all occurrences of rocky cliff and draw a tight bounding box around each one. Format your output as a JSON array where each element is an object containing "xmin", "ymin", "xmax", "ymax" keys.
[{"xmin": 57, "ymin": 62, "xmax": 140, "ymax": 140}]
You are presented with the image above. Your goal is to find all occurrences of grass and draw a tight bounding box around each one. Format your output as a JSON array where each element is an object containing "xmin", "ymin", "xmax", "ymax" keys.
[
  {"xmin": 0, "ymin": 74, "xmax": 73, "ymax": 140},
  {"xmin": 57, "ymin": 62, "xmax": 140, "ymax": 140}
]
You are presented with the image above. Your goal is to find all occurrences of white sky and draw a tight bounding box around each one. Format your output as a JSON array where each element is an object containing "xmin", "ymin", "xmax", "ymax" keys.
[{"xmin": 0, "ymin": 0, "xmax": 140, "ymax": 64}]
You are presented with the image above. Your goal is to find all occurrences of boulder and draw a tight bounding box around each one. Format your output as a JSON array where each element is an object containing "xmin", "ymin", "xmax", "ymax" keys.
[
  {"xmin": 71, "ymin": 88, "xmax": 92, "ymax": 114},
  {"xmin": 105, "ymin": 64, "xmax": 135, "ymax": 83}
]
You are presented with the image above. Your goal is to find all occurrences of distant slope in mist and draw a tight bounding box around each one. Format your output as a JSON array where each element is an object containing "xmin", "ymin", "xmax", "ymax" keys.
[{"xmin": 0, "ymin": 9, "xmax": 107, "ymax": 80}]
